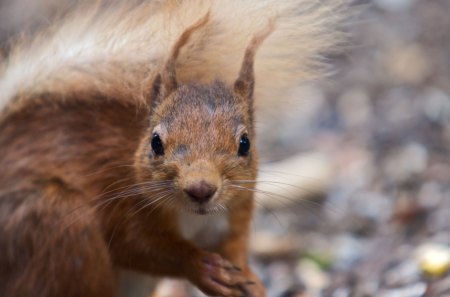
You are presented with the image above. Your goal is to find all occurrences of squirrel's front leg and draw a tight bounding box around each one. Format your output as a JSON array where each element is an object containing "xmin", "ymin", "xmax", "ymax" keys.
[
  {"xmin": 219, "ymin": 198, "xmax": 266, "ymax": 297},
  {"xmin": 108, "ymin": 210, "xmax": 247, "ymax": 296}
]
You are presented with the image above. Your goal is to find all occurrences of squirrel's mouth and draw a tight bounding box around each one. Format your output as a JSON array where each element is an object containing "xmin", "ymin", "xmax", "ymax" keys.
[
  {"xmin": 192, "ymin": 206, "xmax": 209, "ymax": 215},
  {"xmin": 194, "ymin": 207, "xmax": 209, "ymax": 215},
  {"xmin": 184, "ymin": 203, "xmax": 217, "ymax": 215}
]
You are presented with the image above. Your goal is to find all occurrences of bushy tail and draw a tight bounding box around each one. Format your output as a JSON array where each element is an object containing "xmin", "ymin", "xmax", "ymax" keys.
[{"xmin": 0, "ymin": 0, "xmax": 351, "ymax": 113}]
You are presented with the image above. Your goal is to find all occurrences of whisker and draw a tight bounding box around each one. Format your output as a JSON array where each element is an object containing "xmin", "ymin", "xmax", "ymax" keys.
[
  {"xmin": 62, "ymin": 180, "xmax": 175, "ymax": 231},
  {"xmin": 128, "ymin": 190, "xmax": 175, "ymax": 218},
  {"xmin": 106, "ymin": 190, "xmax": 175, "ymax": 249},
  {"xmin": 258, "ymin": 169, "xmax": 326, "ymax": 181},
  {"xmin": 232, "ymin": 180, "xmax": 320, "ymax": 197},
  {"xmin": 154, "ymin": 194, "xmax": 176, "ymax": 215},
  {"xmin": 253, "ymin": 198, "xmax": 285, "ymax": 228},
  {"xmin": 93, "ymin": 180, "xmax": 174, "ymax": 207},
  {"xmin": 227, "ymin": 183, "xmax": 359, "ymax": 230},
  {"xmin": 228, "ymin": 184, "xmax": 301, "ymax": 207}
]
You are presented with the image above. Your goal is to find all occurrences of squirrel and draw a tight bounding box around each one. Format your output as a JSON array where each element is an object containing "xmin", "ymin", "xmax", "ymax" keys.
[{"xmin": 0, "ymin": 1, "xmax": 349, "ymax": 296}]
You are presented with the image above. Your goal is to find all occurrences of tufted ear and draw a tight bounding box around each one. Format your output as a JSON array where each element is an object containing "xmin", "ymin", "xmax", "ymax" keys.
[
  {"xmin": 234, "ymin": 19, "xmax": 275, "ymax": 105},
  {"xmin": 148, "ymin": 12, "xmax": 210, "ymax": 109}
]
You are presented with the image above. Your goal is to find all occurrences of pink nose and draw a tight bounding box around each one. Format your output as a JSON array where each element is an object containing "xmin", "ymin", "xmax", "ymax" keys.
[{"xmin": 184, "ymin": 181, "xmax": 217, "ymax": 204}]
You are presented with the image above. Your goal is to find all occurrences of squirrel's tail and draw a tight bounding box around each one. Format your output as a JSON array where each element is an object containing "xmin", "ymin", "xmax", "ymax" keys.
[{"xmin": 0, "ymin": 0, "xmax": 351, "ymax": 112}]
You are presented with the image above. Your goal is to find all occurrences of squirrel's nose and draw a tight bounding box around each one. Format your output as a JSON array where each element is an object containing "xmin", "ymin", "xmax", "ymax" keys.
[{"xmin": 184, "ymin": 181, "xmax": 217, "ymax": 204}]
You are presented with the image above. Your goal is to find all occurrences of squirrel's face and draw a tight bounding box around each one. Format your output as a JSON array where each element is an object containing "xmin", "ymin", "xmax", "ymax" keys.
[
  {"xmin": 135, "ymin": 81, "xmax": 257, "ymax": 215},
  {"xmin": 133, "ymin": 11, "xmax": 271, "ymax": 214}
]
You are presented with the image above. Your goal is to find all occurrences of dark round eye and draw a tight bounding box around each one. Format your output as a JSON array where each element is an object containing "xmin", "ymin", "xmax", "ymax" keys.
[
  {"xmin": 238, "ymin": 134, "xmax": 250, "ymax": 156},
  {"xmin": 151, "ymin": 133, "xmax": 164, "ymax": 156}
]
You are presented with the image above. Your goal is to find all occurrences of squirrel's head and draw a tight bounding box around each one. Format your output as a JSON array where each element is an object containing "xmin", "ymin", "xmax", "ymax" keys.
[{"xmin": 134, "ymin": 13, "xmax": 273, "ymax": 215}]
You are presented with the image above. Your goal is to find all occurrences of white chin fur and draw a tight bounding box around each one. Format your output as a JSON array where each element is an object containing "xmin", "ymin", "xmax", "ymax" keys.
[{"xmin": 177, "ymin": 209, "xmax": 229, "ymax": 250}]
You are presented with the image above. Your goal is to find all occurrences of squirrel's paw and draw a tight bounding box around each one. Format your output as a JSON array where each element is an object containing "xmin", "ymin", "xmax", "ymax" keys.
[
  {"xmin": 191, "ymin": 252, "xmax": 250, "ymax": 297},
  {"xmin": 237, "ymin": 271, "xmax": 266, "ymax": 297}
]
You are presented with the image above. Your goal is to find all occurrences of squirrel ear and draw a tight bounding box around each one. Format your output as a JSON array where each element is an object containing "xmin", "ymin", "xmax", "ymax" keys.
[
  {"xmin": 234, "ymin": 19, "xmax": 275, "ymax": 103},
  {"xmin": 149, "ymin": 73, "xmax": 162, "ymax": 110},
  {"xmin": 148, "ymin": 11, "xmax": 210, "ymax": 108}
]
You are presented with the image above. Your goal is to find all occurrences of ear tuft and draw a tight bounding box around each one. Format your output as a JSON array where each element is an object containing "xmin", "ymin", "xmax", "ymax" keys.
[
  {"xmin": 234, "ymin": 18, "xmax": 276, "ymax": 102},
  {"xmin": 147, "ymin": 11, "xmax": 210, "ymax": 108},
  {"xmin": 160, "ymin": 11, "xmax": 210, "ymax": 96},
  {"xmin": 149, "ymin": 74, "xmax": 162, "ymax": 109}
]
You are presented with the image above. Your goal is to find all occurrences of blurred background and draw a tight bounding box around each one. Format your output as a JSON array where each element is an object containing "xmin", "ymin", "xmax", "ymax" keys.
[
  {"xmin": 1, "ymin": 0, "xmax": 449, "ymax": 296},
  {"xmin": 253, "ymin": 1, "xmax": 450, "ymax": 296}
]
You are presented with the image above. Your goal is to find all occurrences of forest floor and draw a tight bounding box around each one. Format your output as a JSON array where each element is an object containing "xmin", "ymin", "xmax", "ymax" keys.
[{"xmin": 251, "ymin": 1, "xmax": 450, "ymax": 296}]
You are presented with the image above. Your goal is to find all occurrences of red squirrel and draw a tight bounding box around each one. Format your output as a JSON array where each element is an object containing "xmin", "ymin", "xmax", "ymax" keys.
[{"xmin": 0, "ymin": 1, "xmax": 349, "ymax": 296}]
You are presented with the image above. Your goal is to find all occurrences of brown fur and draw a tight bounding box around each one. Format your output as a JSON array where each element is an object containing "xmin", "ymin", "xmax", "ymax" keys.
[
  {"xmin": 0, "ymin": 13, "xmax": 271, "ymax": 297},
  {"xmin": 0, "ymin": 1, "xmax": 350, "ymax": 296}
]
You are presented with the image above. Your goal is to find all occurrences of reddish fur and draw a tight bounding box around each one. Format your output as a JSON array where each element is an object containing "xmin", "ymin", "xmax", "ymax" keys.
[
  {"xmin": 0, "ymin": 1, "xmax": 350, "ymax": 295},
  {"xmin": 0, "ymin": 13, "xmax": 269, "ymax": 297}
]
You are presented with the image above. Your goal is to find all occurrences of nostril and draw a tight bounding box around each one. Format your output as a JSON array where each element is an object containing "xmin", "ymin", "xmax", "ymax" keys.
[{"xmin": 184, "ymin": 181, "xmax": 217, "ymax": 204}]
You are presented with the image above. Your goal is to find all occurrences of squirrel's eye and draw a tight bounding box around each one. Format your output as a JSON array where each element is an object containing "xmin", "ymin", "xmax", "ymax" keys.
[
  {"xmin": 238, "ymin": 134, "xmax": 250, "ymax": 156},
  {"xmin": 151, "ymin": 133, "xmax": 164, "ymax": 156}
]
